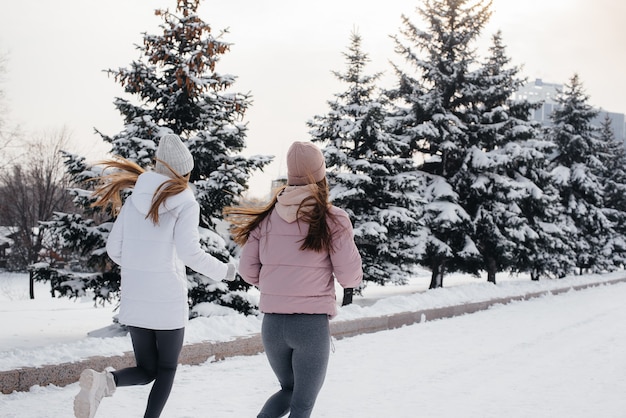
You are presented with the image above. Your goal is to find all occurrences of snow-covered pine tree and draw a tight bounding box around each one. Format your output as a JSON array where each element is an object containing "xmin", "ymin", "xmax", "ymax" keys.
[
  {"xmin": 41, "ymin": 0, "xmax": 271, "ymax": 315},
  {"xmin": 308, "ymin": 31, "xmax": 422, "ymax": 288},
  {"xmin": 387, "ymin": 0, "xmax": 493, "ymax": 288},
  {"xmin": 460, "ymin": 31, "xmax": 573, "ymax": 283},
  {"xmin": 596, "ymin": 113, "xmax": 626, "ymax": 267},
  {"xmin": 548, "ymin": 74, "xmax": 615, "ymax": 274}
]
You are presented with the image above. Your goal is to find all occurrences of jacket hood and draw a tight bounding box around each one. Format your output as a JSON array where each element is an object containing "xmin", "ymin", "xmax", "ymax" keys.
[
  {"xmin": 130, "ymin": 171, "xmax": 193, "ymax": 216},
  {"xmin": 275, "ymin": 185, "xmax": 316, "ymax": 223}
]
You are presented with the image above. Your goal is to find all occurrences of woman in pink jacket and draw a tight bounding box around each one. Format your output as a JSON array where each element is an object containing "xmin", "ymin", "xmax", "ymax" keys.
[{"xmin": 225, "ymin": 141, "xmax": 363, "ymax": 418}]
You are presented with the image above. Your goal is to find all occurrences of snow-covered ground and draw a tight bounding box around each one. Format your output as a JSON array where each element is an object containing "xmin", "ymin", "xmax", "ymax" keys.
[{"xmin": 1, "ymin": 270, "xmax": 626, "ymax": 417}]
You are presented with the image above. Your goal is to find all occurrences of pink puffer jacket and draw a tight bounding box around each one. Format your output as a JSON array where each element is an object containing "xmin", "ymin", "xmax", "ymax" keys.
[{"xmin": 238, "ymin": 187, "xmax": 363, "ymax": 318}]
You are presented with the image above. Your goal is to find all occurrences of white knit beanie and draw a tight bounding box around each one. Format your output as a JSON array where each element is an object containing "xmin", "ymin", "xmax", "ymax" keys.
[{"xmin": 154, "ymin": 134, "xmax": 194, "ymax": 177}]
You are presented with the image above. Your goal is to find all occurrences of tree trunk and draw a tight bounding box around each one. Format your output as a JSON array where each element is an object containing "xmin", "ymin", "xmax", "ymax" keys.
[
  {"xmin": 486, "ymin": 257, "xmax": 497, "ymax": 284},
  {"xmin": 29, "ymin": 270, "xmax": 35, "ymax": 299},
  {"xmin": 429, "ymin": 262, "xmax": 444, "ymax": 289}
]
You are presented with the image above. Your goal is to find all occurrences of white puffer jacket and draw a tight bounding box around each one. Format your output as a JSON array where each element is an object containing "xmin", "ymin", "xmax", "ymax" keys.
[{"xmin": 106, "ymin": 171, "xmax": 228, "ymax": 330}]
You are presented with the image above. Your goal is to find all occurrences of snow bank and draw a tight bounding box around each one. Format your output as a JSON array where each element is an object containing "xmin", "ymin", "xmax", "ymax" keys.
[{"xmin": 0, "ymin": 270, "xmax": 623, "ymax": 371}]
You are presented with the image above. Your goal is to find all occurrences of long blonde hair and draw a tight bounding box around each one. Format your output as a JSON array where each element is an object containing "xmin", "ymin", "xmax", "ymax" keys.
[
  {"xmin": 224, "ymin": 178, "xmax": 336, "ymax": 253},
  {"xmin": 91, "ymin": 157, "xmax": 189, "ymax": 225}
]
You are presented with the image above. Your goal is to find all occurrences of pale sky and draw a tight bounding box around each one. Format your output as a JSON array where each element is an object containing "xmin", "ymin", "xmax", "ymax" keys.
[{"xmin": 1, "ymin": 0, "xmax": 625, "ymax": 196}]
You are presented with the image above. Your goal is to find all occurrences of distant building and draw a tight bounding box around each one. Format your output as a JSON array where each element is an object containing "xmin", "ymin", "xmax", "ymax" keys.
[
  {"xmin": 514, "ymin": 78, "xmax": 626, "ymax": 143},
  {"xmin": 271, "ymin": 176, "xmax": 288, "ymax": 191},
  {"xmin": 0, "ymin": 226, "xmax": 16, "ymax": 268}
]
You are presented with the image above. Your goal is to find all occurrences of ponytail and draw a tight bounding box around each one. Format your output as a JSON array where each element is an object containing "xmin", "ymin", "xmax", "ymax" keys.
[
  {"xmin": 91, "ymin": 157, "xmax": 144, "ymax": 217},
  {"xmin": 91, "ymin": 156, "xmax": 189, "ymax": 225},
  {"xmin": 224, "ymin": 178, "xmax": 336, "ymax": 252}
]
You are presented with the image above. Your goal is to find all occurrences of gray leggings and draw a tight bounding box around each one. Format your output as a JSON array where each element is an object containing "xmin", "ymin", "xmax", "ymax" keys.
[
  {"xmin": 258, "ymin": 314, "xmax": 330, "ymax": 418},
  {"xmin": 112, "ymin": 326, "xmax": 184, "ymax": 418}
]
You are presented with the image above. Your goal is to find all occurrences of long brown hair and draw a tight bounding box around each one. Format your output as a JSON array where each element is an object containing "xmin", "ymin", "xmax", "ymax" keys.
[
  {"xmin": 224, "ymin": 178, "xmax": 336, "ymax": 253},
  {"xmin": 91, "ymin": 157, "xmax": 189, "ymax": 225}
]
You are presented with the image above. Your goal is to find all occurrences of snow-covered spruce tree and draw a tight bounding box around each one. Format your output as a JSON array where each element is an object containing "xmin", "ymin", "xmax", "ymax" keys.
[
  {"xmin": 386, "ymin": 0, "xmax": 493, "ymax": 288},
  {"xmin": 596, "ymin": 113, "xmax": 626, "ymax": 267},
  {"xmin": 308, "ymin": 31, "xmax": 422, "ymax": 288},
  {"xmin": 41, "ymin": 0, "xmax": 271, "ymax": 315},
  {"xmin": 459, "ymin": 31, "xmax": 573, "ymax": 283},
  {"xmin": 548, "ymin": 74, "xmax": 615, "ymax": 274}
]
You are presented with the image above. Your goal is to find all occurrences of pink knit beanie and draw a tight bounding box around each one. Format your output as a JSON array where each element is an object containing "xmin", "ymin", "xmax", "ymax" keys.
[{"xmin": 286, "ymin": 141, "xmax": 326, "ymax": 185}]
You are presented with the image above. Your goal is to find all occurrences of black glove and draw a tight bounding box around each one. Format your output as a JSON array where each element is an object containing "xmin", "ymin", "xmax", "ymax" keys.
[{"xmin": 341, "ymin": 288, "xmax": 354, "ymax": 306}]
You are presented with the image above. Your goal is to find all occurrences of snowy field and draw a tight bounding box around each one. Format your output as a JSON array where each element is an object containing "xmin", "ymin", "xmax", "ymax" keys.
[{"xmin": 1, "ymin": 270, "xmax": 626, "ymax": 417}]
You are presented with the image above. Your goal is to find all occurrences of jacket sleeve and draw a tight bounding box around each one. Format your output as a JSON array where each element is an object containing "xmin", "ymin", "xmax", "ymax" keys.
[
  {"xmin": 106, "ymin": 204, "xmax": 125, "ymax": 266},
  {"xmin": 173, "ymin": 200, "xmax": 228, "ymax": 280},
  {"xmin": 238, "ymin": 226, "xmax": 261, "ymax": 286},
  {"xmin": 330, "ymin": 211, "xmax": 363, "ymax": 289}
]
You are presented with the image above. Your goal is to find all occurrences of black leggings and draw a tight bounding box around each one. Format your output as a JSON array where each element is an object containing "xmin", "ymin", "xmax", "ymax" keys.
[
  {"xmin": 258, "ymin": 314, "xmax": 330, "ymax": 418},
  {"xmin": 112, "ymin": 326, "xmax": 185, "ymax": 418}
]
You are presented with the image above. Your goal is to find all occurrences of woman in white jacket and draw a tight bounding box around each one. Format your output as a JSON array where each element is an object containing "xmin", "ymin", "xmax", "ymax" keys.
[{"xmin": 73, "ymin": 134, "xmax": 236, "ymax": 418}]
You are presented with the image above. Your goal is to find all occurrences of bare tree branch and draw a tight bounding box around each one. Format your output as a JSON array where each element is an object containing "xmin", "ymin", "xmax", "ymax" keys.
[
  {"xmin": 0, "ymin": 128, "xmax": 76, "ymax": 270},
  {"xmin": 0, "ymin": 51, "xmax": 24, "ymax": 170}
]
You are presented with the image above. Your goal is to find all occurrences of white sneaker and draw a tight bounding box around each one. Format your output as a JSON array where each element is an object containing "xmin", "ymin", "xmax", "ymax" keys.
[{"xmin": 73, "ymin": 369, "xmax": 116, "ymax": 418}]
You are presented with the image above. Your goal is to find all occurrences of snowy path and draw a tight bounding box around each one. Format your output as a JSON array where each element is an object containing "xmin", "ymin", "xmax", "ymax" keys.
[{"xmin": 2, "ymin": 282, "xmax": 625, "ymax": 417}]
